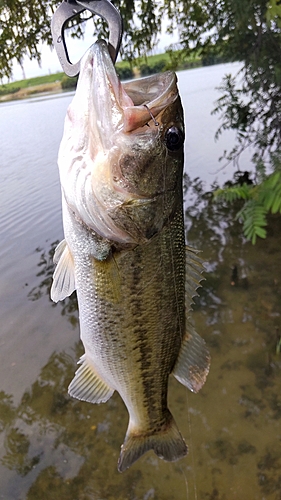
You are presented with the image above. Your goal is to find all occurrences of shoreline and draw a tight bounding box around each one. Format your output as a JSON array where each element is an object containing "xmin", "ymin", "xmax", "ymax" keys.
[
  {"xmin": 1, "ymin": 59, "xmax": 226, "ymax": 103},
  {"xmin": 0, "ymin": 81, "xmax": 63, "ymax": 103}
]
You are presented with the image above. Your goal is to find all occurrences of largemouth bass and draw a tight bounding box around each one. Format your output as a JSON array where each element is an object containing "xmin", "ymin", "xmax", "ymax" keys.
[{"xmin": 51, "ymin": 39, "xmax": 210, "ymax": 472}]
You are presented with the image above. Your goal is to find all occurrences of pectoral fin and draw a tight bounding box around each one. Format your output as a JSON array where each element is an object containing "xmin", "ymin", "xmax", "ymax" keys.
[
  {"xmin": 68, "ymin": 355, "xmax": 114, "ymax": 404},
  {"xmin": 50, "ymin": 239, "xmax": 76, "ymax": 302},
  {"xmin": 173, "ymin": 322, "xmax": 210, "ymax": 393}
]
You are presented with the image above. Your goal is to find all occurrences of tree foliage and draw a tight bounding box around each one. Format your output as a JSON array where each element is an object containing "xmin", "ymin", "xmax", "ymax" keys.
[
  {"xmin": 2, "ymin": 1, "xmax": 280, "ymax": 80},
  {"xmin": 214, "ymin": 163, "xmax": 281, "ymax": 244},
  {"xmin": 211, "ymin": 1, "xmax": 281, "ymax": 167},
  {"xmin": 0, "ymin": 0, "xmax": 162, "ymax": 80},
  {"xmin": 209, "ymin": 1, "xmax": 281, "ymax": 243},
  {"xmin": 0, "ymin": 0, "xmax": 56, "ymax": 79}
]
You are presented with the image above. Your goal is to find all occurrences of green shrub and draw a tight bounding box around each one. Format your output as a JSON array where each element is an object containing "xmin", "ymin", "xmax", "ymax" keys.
[
  {"xmin": 0, "ymin": 86, "xmax": 20, "ymax": 96},
  {"xmin": 61, "ymin": 75, "xmax": 78, "ymax": 90},
  {"xmin": 139, "ymin": 60, "xmax": 166, "ymax": 76},
  {"xmin": 116, "ymin": 66, "xmax": 133, "ymax": 80}
]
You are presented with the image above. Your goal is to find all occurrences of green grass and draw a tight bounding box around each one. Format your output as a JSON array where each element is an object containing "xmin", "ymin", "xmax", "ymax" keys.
[
  {"xmin": 0, "ymin": 72, "xmax": 65, "ymax": 93},
  {"xmin": 19, "ymin": 73, "xmax": 65, "ymax": 87},
  {"xmin": 116, "ymin": 52, "xmax": 171, "ymax": 68},
  {"xmin": 116, "ymin": 50, "xmax": 201, "ymax": 69}
]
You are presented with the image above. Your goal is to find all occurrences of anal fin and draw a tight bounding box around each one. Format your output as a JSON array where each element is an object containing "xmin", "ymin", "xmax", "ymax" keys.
[
  {"xmin": 173, "ymin": 322, "xmax": 210, "ymax": 393},
  {"xmin": 68, "ymin": 355, "xmax": 114, "ymax": 404}
]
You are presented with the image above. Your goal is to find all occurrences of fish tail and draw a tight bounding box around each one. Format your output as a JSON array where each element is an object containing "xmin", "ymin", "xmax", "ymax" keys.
[{"xmin": 118, "ymin": 411, "xmax": 188, "ymax": 472}]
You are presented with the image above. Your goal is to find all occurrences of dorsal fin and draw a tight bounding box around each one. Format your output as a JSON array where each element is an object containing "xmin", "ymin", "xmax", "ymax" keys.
[{"xmin": 185, "ymin": 245, "xmax": 205, "ymax": 312}]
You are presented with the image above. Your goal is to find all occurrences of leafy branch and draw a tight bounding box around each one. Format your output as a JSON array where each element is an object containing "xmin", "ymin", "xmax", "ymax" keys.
[{"xmin": 214, "ymin": 167, "xmax": 281, "ymax": 243}]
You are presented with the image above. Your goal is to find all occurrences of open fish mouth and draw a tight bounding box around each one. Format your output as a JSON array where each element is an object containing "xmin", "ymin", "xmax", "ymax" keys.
[
  {"xmin": 77, "ymin": 39, "xmax": 179, "ymax": 139},
  {"xmin": 59, "ymin": 39, "xmax": 185, "ymax": 244}
]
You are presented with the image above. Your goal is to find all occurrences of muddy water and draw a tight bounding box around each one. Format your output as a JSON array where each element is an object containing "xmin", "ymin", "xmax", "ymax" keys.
[
  {"xmin": 1, "ymin": 179, "xmax": 281, "ymax": 500},
  {"xmin": 1, "ymin": 66, "xmax": 281, "ymax": 500}
]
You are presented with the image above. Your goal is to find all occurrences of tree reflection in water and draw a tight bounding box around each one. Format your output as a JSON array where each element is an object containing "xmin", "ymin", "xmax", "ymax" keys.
[{"xmin": 1, "ymin": 175, "xmax": 281, "ymax": 499}]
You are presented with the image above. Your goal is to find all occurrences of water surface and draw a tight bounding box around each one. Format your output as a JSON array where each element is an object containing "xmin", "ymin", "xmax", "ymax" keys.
[{"xmin": 1, "ymin": 64, "xmax": 280, "ymax": 500}]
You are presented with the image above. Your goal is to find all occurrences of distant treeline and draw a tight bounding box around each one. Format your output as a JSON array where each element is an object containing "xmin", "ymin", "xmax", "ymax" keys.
[
  {"xmin": 61, "ymin": 52, "xmax": 228, "ymax": 90},
  {"xmin": 0, "ymin": 50, "xmax": 230, "ymax": 97}
]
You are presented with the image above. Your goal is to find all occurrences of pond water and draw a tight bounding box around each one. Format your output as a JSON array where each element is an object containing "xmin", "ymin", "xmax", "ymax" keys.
[{"xmin": 1, "ymin": 64, "xmax": 281, "ymax": 500}]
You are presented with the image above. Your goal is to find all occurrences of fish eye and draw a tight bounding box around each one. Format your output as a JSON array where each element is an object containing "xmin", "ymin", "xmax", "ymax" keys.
[{"xmin": 164, "ymin": 126, "xmax": 184, "ymax": 152}]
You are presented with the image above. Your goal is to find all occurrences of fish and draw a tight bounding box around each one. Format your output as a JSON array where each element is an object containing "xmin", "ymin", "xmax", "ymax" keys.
[{"xmin": 51, "ymin": 39, "xmax": 210, "ymax": 472}]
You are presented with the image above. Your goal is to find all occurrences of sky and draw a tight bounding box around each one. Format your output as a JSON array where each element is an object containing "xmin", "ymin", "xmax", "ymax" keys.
[{"xmin": 11, "ymin": 19, "xmax": 178, "ymax": 81}]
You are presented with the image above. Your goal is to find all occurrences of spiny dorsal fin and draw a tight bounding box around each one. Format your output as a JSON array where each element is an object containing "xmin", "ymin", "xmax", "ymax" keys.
[
  {"xmin": 172, "ymin": 321, "xmax": 210, "ymax": 393},
  {"xmin": 68, "ymin": 355, "xmax": 114, "ymax": 404},
  {"xmin": 185, "ymin": 245, "xmax": 205, "ymax": 312},
  {"xmin": 50, "ymin": 239, "xmax": 76, "ymax": 302}
]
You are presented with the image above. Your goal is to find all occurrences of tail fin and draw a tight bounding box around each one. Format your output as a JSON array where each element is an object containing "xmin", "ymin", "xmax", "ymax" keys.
[{"xmin": 118, "ymin": 411, "xmax": 188, "ymax": 472}]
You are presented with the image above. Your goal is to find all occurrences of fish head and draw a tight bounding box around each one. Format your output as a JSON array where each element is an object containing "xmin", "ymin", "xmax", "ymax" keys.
[{"xmin": 59, "ymin": 40, "xmax": 184, "ymax": 245}]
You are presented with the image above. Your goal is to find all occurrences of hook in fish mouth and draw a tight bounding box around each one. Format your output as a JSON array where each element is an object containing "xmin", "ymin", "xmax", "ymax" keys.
[{"xmin": 143, "ymin": 105, "xmax": 160, "ymax": 127}]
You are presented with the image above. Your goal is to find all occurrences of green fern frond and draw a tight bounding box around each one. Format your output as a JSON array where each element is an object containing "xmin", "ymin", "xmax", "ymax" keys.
[
  {"xmin": 272, "ymin": 193, "xmax": 281, "ymax": 214},
  {"xmin": 257, "ymin": 172, "xmax": 281, "ymax": 213},
  {"xmin": 237, "ymin": 200, "xmax": 267, "ymax": 244},
  {"xmin": 214, "ymin": 183, "xmax": 252, "ymax": 202},
  {"xmin": 213, "ymin": 167, "xmax": 281, "ymax": 244}
]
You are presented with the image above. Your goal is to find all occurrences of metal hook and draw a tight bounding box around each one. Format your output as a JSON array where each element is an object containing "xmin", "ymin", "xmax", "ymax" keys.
[{"xmin": 51, "ymin": 0, "xmax": 123, "ymax": 77}]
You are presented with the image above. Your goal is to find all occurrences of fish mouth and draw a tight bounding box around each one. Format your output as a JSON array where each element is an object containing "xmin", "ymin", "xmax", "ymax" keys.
[
  {"xmin": 78, "ymin": 39, "xmax": 178, "ymax": 142},
  {"xmin": 60, "ymin": 40, "xmax": 183, "ymax": 244}
]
